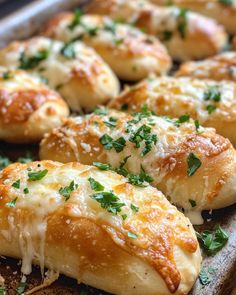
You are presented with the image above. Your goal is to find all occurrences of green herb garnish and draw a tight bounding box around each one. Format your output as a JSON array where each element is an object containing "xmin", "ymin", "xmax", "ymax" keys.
[
  {"xmin": 12, "ymin": 179, "xmax": 20, "ymax": 189},
  {"xmin": 28, "ymin": 169, "xmax": 48, "ymax": 181},
  {"xmin": 0, "ymin": 155, "xmax": 11, "ymax": 170},
  {"xmin": 189, "ymin": 199, "xmax": 196, "ymax": 208},
  {"xmin": 175, "ymin": 114, "xmax": 190, "ymax": 126},
  {"xmin": 104, "ymin": 117, "xmax": 117, "ymax": 129},
  {"xmin": 130, "ymin": 203, "xmax": 139, "ymax": 213},
  {"xmin": 187, "ymin": 153, "xmax": 201, "ymax": 176},
  {"xmin": 68, "ymin": 9, "xmax": 83, "ymax": 30},
  {"xmin": 19, "ymin": 50, "xmax": 49, "ymax": 70},
  {"xmin": 92, "ymin": 162, "xmax": 111, "ymax": 170},
  {"xmin": 60, "ymin": 42, "xmax": 76, "ymax": 59},
  {"xmin": 6, "ymin": 197, "xmax": 18, "ymax": 208},
  {"xmin": 23, "ymin": 187, "xmax": 29, "ymax": 194},
  {"xmin": 91, "ymin": 191, "xmax": 125, "ymax": 214},
  {"xmin": 17, "ymin": 282, "xmax": 27, "ymax": 295},
  {"xmin": 177, "ymin": 8, "xmax": 188, "ymax": 38},
  {"xmin": 219, "ymin": 0, "xmax": 233, "ymax": 5},
  {"xmin": 196, "ymin": 225, "xmax": 229, "ymax": 255},
  {"xmin": 128, "ymin": 231, "xmax": 138, "ymax": 239},
  {"xmin": 59, "ymin": 180, "xmax": 78, "ymax": 201},
  {"xmin": 88, "ymin": 177, "xmax": 104, "ymax": 191},
  {"xmin": 94, "ymin": 107, "xmax": 108, "ymax": 116},
  {"xmin": 2, "ymin": 71, "xmax": 13, "ymax": 80}
]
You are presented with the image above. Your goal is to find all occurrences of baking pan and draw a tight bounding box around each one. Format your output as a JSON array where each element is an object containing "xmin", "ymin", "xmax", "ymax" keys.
[{"xmin": 0, "ymin": 0, "xmax": 236, "ymax": 294}]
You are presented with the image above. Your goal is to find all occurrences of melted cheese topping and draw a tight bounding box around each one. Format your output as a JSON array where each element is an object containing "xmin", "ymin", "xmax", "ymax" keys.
[
  {"xmin": 0, "ymin": 37, "xmax": 113, "ymax": 90},
  {"xmin": 110, "ymin": 76, "xmax": 236, "ymax": 124},
  {"xmin": 40, "ymin": 110, "xmax": 235, "ymax": 212},
  {"xmin": 0, "ymin": 161, "xmax": 198, "ymax": 292},
  {"xmin": 151, "ymin": 0, "xmax": 236, "ymax": 6},
  {"xmin": 176, "ymin": 52, "xmax": 236, "ymax": 82}
]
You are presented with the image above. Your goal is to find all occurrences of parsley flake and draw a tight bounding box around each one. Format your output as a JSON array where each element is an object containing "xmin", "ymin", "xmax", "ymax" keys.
[
  {"xmin": 0, "ymin": 155, "xmax": 11, "ymax": 170},
  {"xmin": 175, "ymin": 114, "xmax": 190, "ymax": 126},
  {"xmin": 187, "ymin": 153, "xmax": 201, "ymax": 176},
  {"xmin": 2, "ymin": 71, "xmax": 13, "ymax": 80},
  {"xmin": 104, "ymin": 117, "xmax": 117, "ymax": 129},
  {"xmin": 6, "ymin": 197, "xmax": 18, "ymax": 208},
  {"xmin": 19, "ymin": 50, "xmax": 49, "ymax": 70},
  {"xmin": 17, "ymin": 282, "xmax": 27, "ymax": 294},
  {"xmin": 28, "ymin": 169, "xmax": 48, "ymax": 181},
  {"xmin": 88, "ymin": 177, "xmax": 104, "ymax": 191},
  {"xmin": 60, "ymin": 42, "xmax": 76, "ymax": 59},
  {"xmin": 196, "ymin": 225, "xmax": 229, "ymax": 255},
  {"xmin": 68, "ymin": 9, "xmax": 83, "ymax": 30},
  {"xmin": 94, "ymin": 107, "xmax": 108, "ymax": 116},
  {"xmin": 93, "ymin": 162, "xmax": 111, "ymax": 170},
  {"xmin": 128, "ymin": 231, "xmax": 138, "ymax": 239},
  {"xmin": 59, "ymin": 180, "xmax": 78, "ymax": 201},
  {"xmin": 130, "ymin": 203, "xmax": 139, "ymax": 213},
  {"xmin": 91, "ymin": 191, "xmax": 125, "ymax": 214},
  {"xmin": 199, "ymin": 269, "xmax": 211, "ymax": 285},
  {"xmin": 23, "ymin": 187, "xmax": 29, "ymax": 194},
  {"xmin": 12, "ymin": 179, "xmax": 20, "ymax": 189},
  {"xmin": 189, "ymin": 199, "xmax": 196, "ymax": 208},
  {"xmin": 177, "ymin": 8, "xmax": 188, "ymax": 39}
]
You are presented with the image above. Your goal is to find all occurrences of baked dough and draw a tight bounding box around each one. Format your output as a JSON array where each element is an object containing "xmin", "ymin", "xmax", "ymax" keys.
[
  {"xmin": 42, "ymin": 13, "xmax": 172, "ymax": 81},
  {"xmin": 0, "ymin": 37, "xmax": 119, "ymax": 112},
  {"xmin": 149, "ymin": 0, "xmax": 236, "ymax": 34},
  {"xmin": 40, "ymin": 110, "xmax": 236, "ymax": 213},
  {"xmin": 85, "ymin": 0, "xmax": 227, "ymax": 61},
  {"xmin": 109, "ymin": 76, "xmax": 236, "ymax": 146},
  {"xmin": 175, "ymin": 51, "xmax": 236, "ymax": 84},
  {"xmin": 0, "ymin": 160, "xmax": 201, "ymax": 295},
  {"xmin": 0, "ymin": 67, "xmax": 69, "ymax": 143}
]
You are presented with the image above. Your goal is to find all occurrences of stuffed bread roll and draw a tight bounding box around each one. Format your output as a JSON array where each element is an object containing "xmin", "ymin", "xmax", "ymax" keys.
[
  {"xmin": 109, "ymin": 76, "xmax": 236, "ymax": 146},
  {"xmin": 0, "ymin": 67, "xmax": 69, "ymax": 143},
  {"xmin": 149, "ymin": 0, "xmax": 236, "ymax": 34},
  {"xmin": 42, "ymin": 13, "xmax": 172, "ymax": 81},
  {"xmin": 0, "ymin": 37, "xmax": 119, "ymax": 112},
  {"xmin": 40, "ymin": 110, "xmax": 236, "ymax": 217},
  {"xmin": 175, "ymin": 52, "xmax": 236, "ymax": 83},
  {"xmin": 0, "ymin": 160, "xmax": 201, "ymax": 295},
  {"xmin": 85, "ymin": 0, "xmax": 227, "ymax": 61}
]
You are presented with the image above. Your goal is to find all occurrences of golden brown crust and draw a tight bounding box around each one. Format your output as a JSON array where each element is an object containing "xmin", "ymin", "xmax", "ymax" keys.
[
  {"xmin": 42, "ymin": 13, "xmax": 171, "ymax": 80},
  {"xmin": 85, "ymin": 0, "xmax": 227, "ymax": 61},
  {"xmin": 40, "ymin": 111, "xmax": 236, "ymax": 212},
  {"xmin": 0, "ymin": 161, "xmax": 201, "ymax": 294},
  {"xmin": 175, "ymin": 52, "xmax": 236, "ymax": 82},
  {"xmin": 150, "ymin": 0, "xmax": 236, "ymax": 34},
  {"xmin": 0, "ymin": 69, "xmax": 69, "ymax": 143}
]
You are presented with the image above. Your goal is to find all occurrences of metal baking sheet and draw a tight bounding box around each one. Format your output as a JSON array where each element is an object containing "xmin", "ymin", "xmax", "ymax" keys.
[{"xmin": 0, "ymin": 1, "xmax": 236, "ymax": 294}]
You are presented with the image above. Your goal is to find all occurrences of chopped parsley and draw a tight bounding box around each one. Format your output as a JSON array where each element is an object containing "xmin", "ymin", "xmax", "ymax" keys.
[
  {"xmin": 68, "ymin": 9, "xmax": 83, "ymax": 30},
  {"xmin": 12, "ymin": 179, "xmax": 20, "ymax": 189},
  {"xmin": 177, "ymin": 8, "xmax": 188, "ymax": 39},
  {"xmin": 187, "ymin": 153, "xmax": 201, "ymax": 176},
  {"xmin": 195, "ymin": 120, "xmax": 200, "ymax": 132},
  {"xmin": 88, "ymin": 177, "xmax": 104, "ymax": 191},
  {"xmin": 59, "ymin": 180, "xmax": 78, "ymax": 201},
  {"xmin": 206, "ymin": 105, "xmax": 216, "ymax": 114},
  {"xmin": 99, "ymin": 134, "xmax": 126, "ymax": 153},
  {"xmin": 189, "ymin": 199, "xmax": 196, "ymax": 208},
  {"xmin": 6, "ymin": 197, "xmax": 18, "ymax": 208},
  {"xmin": 94, "ymin": 107, "xmax": 108, "ymax": 116},
  {"xmin": 23, "ymin": 187, "xmax": 29, "ymax": 194},
  {"xmin": 0, "ymin": 155, "xmax": 11, "ymax": 170},
  {"xmin": 128, "ymin": 231, "xmax": 138, "ymax": 239},
  {"xmin": 60, "ymin": 42, "xmax": 76, "ymax": 59},
  {"xmin": 104, "ymin": 20, "xmax": 117, "ymax": 34},
  {"xmin": 129, "ymin": 124, "xmax": 157, "ymax": 156},
  {"xmin": 92, "ymin": 162, "xmax": 111, "ymax": 170},
  {"xmin": 175, "ymin": 114, "xmax": 190, "ymax": 126},
  {"xmin": 199, "ymin": 269, "xmax": 211, "ymax": 285},
  {"xmin": 104, "ymin": 117, "xmax": 117, "ymax": 129},
  {"xmin": 91, "ymin": 191, "xmax": 125, "ymax": 214},
  {"xmin": 19, "ymin": 50, "xmax": 49, "ymax": 70},
  {"xmin": 115, "ymin": 157, "xmax": 153, "ymax": 187},
  {"xmin": 2, "ymin": 71, "xmax": 13, "ymax": 80},
  {"xmin": 17, "ymin": 282, "xmax": 27, "ymax": 294},
  {"xmin": 196, "ymin": 225, "xmax": 229, "ymax": 255},
  {"xmin": 0, "ymin": 287, "xmax": 4, "ymax": 295},
  {"xmin": 130, "ymin": 203, "xmax": 139, "ymax": 213},
  {"xmin": 204, "ymin": 86, "xmax": 221, "ymax": 102},
  {"xmin": 28, "ymin": 169, "xmax": 48, "ymax": 181}
]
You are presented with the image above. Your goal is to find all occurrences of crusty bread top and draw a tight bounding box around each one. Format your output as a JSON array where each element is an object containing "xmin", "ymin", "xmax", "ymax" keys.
[
  {"xmin": 0, "ymin": 160, "xmax": 198, "ymax": 292},
  {"xmin": 0, "ymin": 68, "xmax": 65, "ymax": 124}
]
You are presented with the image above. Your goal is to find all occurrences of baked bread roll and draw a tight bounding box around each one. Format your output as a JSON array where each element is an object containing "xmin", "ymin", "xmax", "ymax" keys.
[
  {"xmin": 149, "ymin": 0, "xmax": 236, "ymax": 34},
  {"xmin": 42, "ymin": 13, "xmax": 172, "ymax": 81},
  {"xmin": 175, "ymin": 52, "xmax": 236, "ymax": 83},
  {"xmin": 40, "ymin": 110, "xmax": 236, "ymax": 214},
  {"xmin": 0, "ymin": 160, "xmax": 201, "ymax": 295},
  {"xmin": 85, "ymin": 0, "xmax": 227, "ymax": 61},
  {"xmin": 109, "ymin": 76, "xmax": 236, "ymax": 146},
  {"xmin": 0, "ymin": 37, "xmax": 119, "ymax": 112},
  {"xmin": 0, "ymin": 67, "xmax": 69, "ymax": 143}
]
